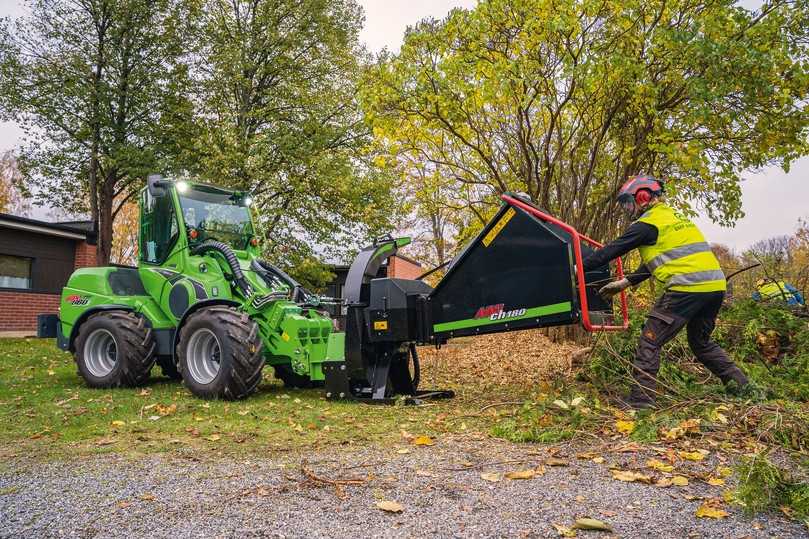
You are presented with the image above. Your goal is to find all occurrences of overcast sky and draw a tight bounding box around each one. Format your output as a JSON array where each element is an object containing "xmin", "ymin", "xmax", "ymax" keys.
[{"xmin": 0, "ymin": 0, "xmax": 805, "ymax": 250}]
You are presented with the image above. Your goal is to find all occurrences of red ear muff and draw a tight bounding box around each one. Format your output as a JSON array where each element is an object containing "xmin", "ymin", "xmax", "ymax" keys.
[{"xmin": 635, "ymin": 189, "xmax": 652, "ymax": 206}]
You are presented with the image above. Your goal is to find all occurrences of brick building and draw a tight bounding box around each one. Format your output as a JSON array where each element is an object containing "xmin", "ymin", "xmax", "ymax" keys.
[{"xmin": 0, "ymin": 213, "xmax": 96, "ymax": 334}]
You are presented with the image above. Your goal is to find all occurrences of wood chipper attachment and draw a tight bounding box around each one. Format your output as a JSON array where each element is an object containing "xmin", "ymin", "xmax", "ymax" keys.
[{"xmin": 323, "ymin": 193, "xmax": 629, "ymax": 404}]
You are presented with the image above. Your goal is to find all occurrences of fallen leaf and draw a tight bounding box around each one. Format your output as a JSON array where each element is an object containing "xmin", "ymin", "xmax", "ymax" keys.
[
  {"xmin": 647, "ymin": 458, "xmax": 674, "ymax": 472},
  {"xmin": 111, "ymin": 420, "xmax": 125, "ymax": 427},
  {"xmin": 655, "ymin": 478, "xmax": 673, "ymax": 488},
  {"xmin": 707, "ymin": 477, "xmax": 725, "ymax": 486},
  {"xmin": 573, "ymin": 518, "xmax": 613, "ymax": 531},
  {"xmin": 696, "ymin": 502, "xmax": 729, "ymax": 519},
  {"xmin": 205, "ymin": 434, "xmax": 221, "ymax": 442},
  {"xmin": 553, "ymin": 399, "xmax": 569, "ymax": 410},
  {"xmin": 95, "ymin": 438, "xmax": 115, "ymax": 447},
  {"xmin": 592, "ymin": 456, "xmax": 605, "ymax": 464},
  {"xmin": 139, "ymin": 493, "xmax": 156, "ymax": 501},
  {"xmin": 672, "ymin": 476, "xmax": 689, "ymax": 486},
  {"xmin": 505, "ymin": 469, "xmax": 537, "ymax": 480},
  {"xmin": 546, "ymin": 457, "xmax": 569, "ymax": 467},
  {"xmin": 396, "ymin": 448, "xmax": 410, "ymax": 454},
  {"xmin": 411, "ymin": 435, "xmax": 434, "ymax": 446},
  {"xmin": 155, "ymin": 403, "xmax": 177, "ymax": 416},
  {"xmin": 615, "ymin": 420, "xmax": 635, "ymax": 435},
  {"xmin": 117, "ymin": 501, "xmax": 131, "ymax": 509},
  {"xmin": 570, "ymin": 397, "xmax": 585, "ymax": 407},
  {"xmin": 148, "ymin": 415, "xmax": 161, "ymax": 421},
  {"xmin": 716, "ymin": 466, "xmax": 732, "ymax": 478},
  {"xmin": 552, "ymin": 523, "xmax": 577, "ymax": 537},
  {"xmin": 480, "ymin": 472, "xmax": 501, "ymax": 482},
  {"xmin": 611, "ymin": 470, "xmax": 652, "ymax": 483},
  {"xmin": 779, "ymin": 505, "xmax": 795, "ymax": 518},
  {"xmin": 376, "ymin": 500, "xmax": 403, "ymax": 513},
  {"xmin": 679, "ymin": 451, "xmax": 705, "ymax": 461}
]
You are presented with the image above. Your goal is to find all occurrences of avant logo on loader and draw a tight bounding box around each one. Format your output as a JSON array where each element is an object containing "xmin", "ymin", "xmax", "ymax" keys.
[
  {"xmin": 66, "ymin": 295, "xmax": 90, "ymax": 306},
  {"xmin": 474, "ymin": 303, "xmax": 526, "ymax": 321}
]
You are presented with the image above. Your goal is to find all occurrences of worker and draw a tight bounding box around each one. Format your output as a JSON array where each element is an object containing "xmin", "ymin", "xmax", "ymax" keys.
[
  {"xmin": 583, "ymin": 175, "xmax": 751, "ymax": 409},
  {"xmin": 753, "ymin": 278, "xmax": 805, "ymax": 306}
]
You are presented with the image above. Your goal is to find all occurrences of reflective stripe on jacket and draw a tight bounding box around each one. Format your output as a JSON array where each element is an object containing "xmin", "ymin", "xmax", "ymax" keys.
[{"xmin": 636, "ymin": 204, "xmax": 726, "ymax": 293}]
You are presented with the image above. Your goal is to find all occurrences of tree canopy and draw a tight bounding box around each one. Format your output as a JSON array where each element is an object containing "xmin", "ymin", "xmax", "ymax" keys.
[
  {"xmin": 0, "ymin": 0, "xmax": 395, "ymax": 276},
  {"xmin": 185, "ymin": 0, "xmax": 395, "ymax": 280},
  {"xmin": 0, "ymin": 0, "xmax": 195, "ymax": 264},
  {"xmin": 362, "ymin": 0, "xmax": 809, "ymax": 249}
]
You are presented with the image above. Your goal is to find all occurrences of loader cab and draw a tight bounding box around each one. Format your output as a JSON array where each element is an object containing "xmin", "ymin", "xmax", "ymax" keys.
[{"xmin": 139, "ymin": 176, "xmax": 256, "ymax": 267}]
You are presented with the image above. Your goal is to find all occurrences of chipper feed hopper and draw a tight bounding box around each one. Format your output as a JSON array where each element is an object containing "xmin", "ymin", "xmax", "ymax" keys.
[
  {"xmin": 55, "ymin": 176, "xmax": 627, "ymax": 403},
  {"xmin": 324, "ymin": 193, "xmax": 629, "ymax": 403}
]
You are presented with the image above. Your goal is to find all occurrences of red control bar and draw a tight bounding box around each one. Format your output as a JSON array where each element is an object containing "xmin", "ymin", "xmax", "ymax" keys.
[{"xmin": 501, "ymin": 194, "xmax": 629, "ymax": 332}]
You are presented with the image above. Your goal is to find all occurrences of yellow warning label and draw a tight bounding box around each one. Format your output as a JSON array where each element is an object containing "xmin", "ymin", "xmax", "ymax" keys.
[
  {"xmin": 373, "ymin": 320, "xmax": 388, "ymax": 330},
  {"xmin": 482, "ymin": 207, "xmax": 516, "ymax": 247}
]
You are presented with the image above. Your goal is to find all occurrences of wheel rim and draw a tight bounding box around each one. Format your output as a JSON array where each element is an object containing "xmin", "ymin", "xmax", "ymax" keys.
[
  {"xmin": 185, "ymin": 328, "xmax": 221, "ymax": 385},
  {"xmin": 84, "ymin": 329, "xmax": 118, "ymax": 378}
]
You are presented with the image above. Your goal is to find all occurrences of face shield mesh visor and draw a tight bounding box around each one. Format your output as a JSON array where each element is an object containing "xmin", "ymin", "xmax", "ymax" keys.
[{"xmin": 617, "ymin": 194, "xmax": 635, "ymax": 214}]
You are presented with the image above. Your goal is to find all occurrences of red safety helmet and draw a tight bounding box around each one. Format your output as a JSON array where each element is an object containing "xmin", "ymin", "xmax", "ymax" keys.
[{"xmin": 617, "ymin": 175, "xmax": 664, "ymax": 214}]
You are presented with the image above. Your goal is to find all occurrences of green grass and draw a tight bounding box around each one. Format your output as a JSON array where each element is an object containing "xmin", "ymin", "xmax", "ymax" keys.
[
  {"xmin": 734, "ymin": 453, "xmax": 809, "ymax": 526},
  {"xmin": 0, "ymin": 338, "xmax": 497, "ymax": 459}
]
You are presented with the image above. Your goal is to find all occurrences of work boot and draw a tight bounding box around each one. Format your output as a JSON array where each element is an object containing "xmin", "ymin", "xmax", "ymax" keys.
[
  {"xmin": 612, "ymin": 394, "xmax": 656, "ymax": 411},
  {"xmin": 725, "ymin": 380, "xmax": 766, "ymax": 401}
]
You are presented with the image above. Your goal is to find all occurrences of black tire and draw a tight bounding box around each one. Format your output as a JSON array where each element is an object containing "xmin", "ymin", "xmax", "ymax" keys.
[
  {"xmin": 272, "ymin": 364, "xmax": 323, "ymax": 389},
  {"xmin": 177, "ymin": 306, "xmax": 264, "ymax": 400},
  {"xmin": 156, "ymin": 356, "xmax": 182, "ymax": 380},
  {"xmin": 74, "ymin": 310, "xmax": 156, "ymax": 388}
]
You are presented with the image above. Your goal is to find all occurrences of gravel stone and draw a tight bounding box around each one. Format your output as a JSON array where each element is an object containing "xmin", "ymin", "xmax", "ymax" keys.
[{"xmin": 1, "ymin": 437, "xmax": 806, "ymax": 538}]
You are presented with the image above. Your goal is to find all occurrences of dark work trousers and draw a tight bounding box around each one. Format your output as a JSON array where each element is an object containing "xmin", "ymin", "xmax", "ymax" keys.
[{"xmin": 630, "ymin": 290, "xmax": 748, "ymax": 404}]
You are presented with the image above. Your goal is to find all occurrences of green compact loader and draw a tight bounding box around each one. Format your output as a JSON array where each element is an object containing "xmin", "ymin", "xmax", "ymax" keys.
[{"xmin": 57, "ymin": 176, "xmax": 627, "ymax": 402}]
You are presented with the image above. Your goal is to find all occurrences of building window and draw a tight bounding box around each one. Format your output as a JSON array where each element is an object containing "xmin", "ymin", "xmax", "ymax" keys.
[{"xmin": 0, "ymin": 254, "xmax": 32, "ymax": 289}]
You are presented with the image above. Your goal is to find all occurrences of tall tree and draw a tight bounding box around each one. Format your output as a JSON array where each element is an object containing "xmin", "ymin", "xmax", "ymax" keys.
[
  {"xmin": 189, "ymin": 0, "xmax": 395, "ymax": 272},
  {"xmin": 0, "ymin": 151, "xmax": 32, "ymax": 216},
  {"xmin": 0, "ymin": 0, "xmax": 195, "ymax": 264},
  {"xmin": 362, "ymin": 0, "xmax": 809, "ymax": 243}
]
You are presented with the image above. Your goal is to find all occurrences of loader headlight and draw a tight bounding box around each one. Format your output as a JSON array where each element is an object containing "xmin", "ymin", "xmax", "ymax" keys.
[{"xmin": 176, "ymin": 180, "xmax": 190, "ymax": 193}]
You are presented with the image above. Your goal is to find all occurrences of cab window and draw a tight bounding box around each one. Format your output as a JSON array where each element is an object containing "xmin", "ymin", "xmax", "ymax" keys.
[{"xmin": 139, "ymin": 190, "xmax": 179, "ymax": 264}]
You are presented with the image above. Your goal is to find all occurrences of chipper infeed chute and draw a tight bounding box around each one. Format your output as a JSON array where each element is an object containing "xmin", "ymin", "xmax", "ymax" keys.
[{"xmin": 324, "ymin": 193, "xmax": 629, "ymax": 404}]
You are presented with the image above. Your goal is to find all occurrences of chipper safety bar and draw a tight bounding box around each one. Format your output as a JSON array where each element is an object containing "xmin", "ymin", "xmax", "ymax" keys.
[{"xmin": 324, "ymin": 193, "xmax": 629, "ymax": 404}]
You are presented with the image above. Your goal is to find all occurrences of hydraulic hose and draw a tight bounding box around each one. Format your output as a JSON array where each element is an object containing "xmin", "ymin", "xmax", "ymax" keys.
[
  {"xmin": 191, "ymin": 240, "xmax": 253, "ymax": 297},
  {"xmin": 409, "ymin": 342, "xmax": 420, "ymax": 391}
]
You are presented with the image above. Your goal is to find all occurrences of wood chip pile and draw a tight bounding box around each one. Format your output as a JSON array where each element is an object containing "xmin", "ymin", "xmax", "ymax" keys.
[{"xmin": 416, "ymin": 329, "xmax": 584, "ymax": 391}]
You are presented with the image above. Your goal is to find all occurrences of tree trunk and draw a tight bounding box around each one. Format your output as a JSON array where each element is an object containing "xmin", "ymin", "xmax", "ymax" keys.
[{"xmin": 97, "ymin": 176, "xmax": 115, "ymax": 265}]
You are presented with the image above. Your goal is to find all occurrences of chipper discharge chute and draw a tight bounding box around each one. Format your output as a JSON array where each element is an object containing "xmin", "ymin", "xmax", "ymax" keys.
[{"xmin": 323, "ymin": 193, "xmax": 629, "ymax": 404}]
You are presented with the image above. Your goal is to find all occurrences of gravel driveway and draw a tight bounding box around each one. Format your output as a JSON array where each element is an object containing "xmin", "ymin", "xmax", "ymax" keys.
[{"xmin": 1, "ymin": 436, "xmax": 806, "ymax": 538}]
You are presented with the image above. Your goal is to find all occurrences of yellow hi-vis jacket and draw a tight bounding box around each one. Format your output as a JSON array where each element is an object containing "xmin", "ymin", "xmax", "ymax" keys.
[
  {"xmin": 757, "ymin": 281, "xmax": 790, "ymax": 300},
  {"xmin": 636, "ymin": 203, "xmax": 726, "ymax": 293}
]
